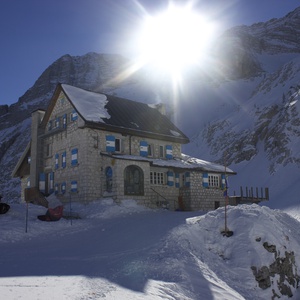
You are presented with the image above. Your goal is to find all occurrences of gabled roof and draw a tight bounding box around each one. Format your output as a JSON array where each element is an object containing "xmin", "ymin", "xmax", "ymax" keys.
[
  {"xmin": 11, "ymin": 142, "xmax": 30, "ymax": 178},
  {"xmin": 41, "ymin": 84, "xmax": 190, "ymax": 144}
]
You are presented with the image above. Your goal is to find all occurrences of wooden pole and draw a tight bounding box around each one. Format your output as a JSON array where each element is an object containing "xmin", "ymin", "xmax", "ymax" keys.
[
  {"xmin": 25, "ymin": 202, "xmax": 29, "ymax": 233},
  {"xmin": 224, "ymin": 153, "xmax": 228, "ymax": 233}
]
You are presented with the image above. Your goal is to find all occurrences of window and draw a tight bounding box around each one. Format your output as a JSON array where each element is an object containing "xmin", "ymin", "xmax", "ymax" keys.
[
  {"xmin": 62, "ymin": 151, "xmax": 66, "ymax": 168},
  {"xmin": 150, "ymin": 171, "xmax": 164, "ymax": 185},
  {"xmin": 70, "ymin": 110, "xmax": 78, "ymax": 121},
  {"xmin": 63, "ymin": 114, "xmax": 67, "ymax": 129},
  {"xmin": 61, "ymin": 182, "xmax": 66, "ymax": 194},
  {"xmin": 124, "ymin": 165, "xmax": 144, "ymax": 195},
  {"xmin": 159, "ymin": 145, "xmax": 165, "ymax": 158},
  {"xmin": 166, "ymin": 145, "xmax": 173, "ymax": 159},
  {"xmin": 115, "ymin": 138, "xmax": 122, "ymax": 152},
  {"xmin": 71, "ymin": 180, "xmax": 78, "ymax": 192},
  {"xmin": 147, "ymin": 144, "xmax": 153, "ymax": 157},
  {"xmin": 55, "ymin": 153, "xmax": 59, "ymax": 169},
  {"xmin": 180, "ymin": 173, "xmax": 185, "ymax": 187},
  {"xmin": 55, "ymin": 183, "xmax": 59, "ymax": 195},
  {"xmin": 208, "ymin": 174, "xmax": 220, "ymax": 188},
  {"xmin": 71, "ymin": 148, "xmax": 78, "ymax": 166},
  {"xmin": 55, "ymin": 117, "xmax": 60, "ymax": 129}
]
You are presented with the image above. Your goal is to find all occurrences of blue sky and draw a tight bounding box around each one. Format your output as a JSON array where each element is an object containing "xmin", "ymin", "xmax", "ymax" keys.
[{"xmin": 1, "ymin": 0, "xmax": 299, "ymax": 106}]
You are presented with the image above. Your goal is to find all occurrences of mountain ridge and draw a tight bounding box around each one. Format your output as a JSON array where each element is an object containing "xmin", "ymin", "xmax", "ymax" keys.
[{"xmin": 1, "ymin": 7, "xmax": 299, "ymax": 207}]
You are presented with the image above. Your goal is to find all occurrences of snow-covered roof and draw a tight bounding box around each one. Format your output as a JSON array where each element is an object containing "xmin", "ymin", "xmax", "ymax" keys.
[
  {"xmin": 107, "ymin": 153, "xmax": 235, "ymax": 174},
  {"xmin": 61, "ymin": 84, "xmax": 110, "ymax": 122},
  {"xmin": 60, "ymin": 84, "xmax": 189, "ymax": 144}
]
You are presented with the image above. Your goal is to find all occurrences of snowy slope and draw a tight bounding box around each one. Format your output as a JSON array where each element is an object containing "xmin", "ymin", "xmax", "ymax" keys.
[{"xmin": 1, "ymin": 199, "xmax": 300, "ymax": 299}]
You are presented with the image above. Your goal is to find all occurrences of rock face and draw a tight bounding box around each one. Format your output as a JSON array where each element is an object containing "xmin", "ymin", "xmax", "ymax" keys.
[
  {"xmin": 0, "ymin": 53, "xmax": 134, "ymax": 201},
  {"xmin": 251, "ymin": 241, "xmax": 300, "ymax": 298}
]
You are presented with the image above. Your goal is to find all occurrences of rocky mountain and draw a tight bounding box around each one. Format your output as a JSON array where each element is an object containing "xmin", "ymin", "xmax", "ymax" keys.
[{"xmin": 1, "ymin": 7, "xmax": 300, "ymax": 207}]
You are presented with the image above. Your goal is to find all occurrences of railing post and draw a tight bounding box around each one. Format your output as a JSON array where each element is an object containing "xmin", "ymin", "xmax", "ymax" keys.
[{"xmin": 265, "ymin": 188, "xmax": 269, "ymax": 200}]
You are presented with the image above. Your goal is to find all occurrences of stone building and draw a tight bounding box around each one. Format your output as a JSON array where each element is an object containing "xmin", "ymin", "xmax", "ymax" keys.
[{"xmin": 12, "ymin": 83, "xmax": 236, "ymax": 211}]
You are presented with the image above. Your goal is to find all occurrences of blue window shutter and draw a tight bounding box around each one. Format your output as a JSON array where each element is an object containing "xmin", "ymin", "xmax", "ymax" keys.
[
  {"xmin": 62, "ymin": 151, "xmax": 66, "ymax": 168},
  {"xmin": 71, "ymin": 110, "xmax": 78, "ymax": 121},
  {"xmin": 71, "ymin": 180, "xmax": 78, "ymax": 192},
  {"xmin": 175, "ymin": 173, "xmax": 180, "ymax": 188},
  {"xmin": 185, "ymin": 172, "xmax": 190, "ymax": 187},
  {"xmin": 48, "ymin": 120, "xmax": 52, "ymax": 131},
  {"xmin": 39, "ymin": 173, "xmax": 46, "ymax": 193},
  {"xmin": 140, "ymin": 141, "xmax": 148, "ymax": 157},
  {"xmin": 55, "ymin": 183, "xmax": 59, "ymax": 195},
  {"xmin": 49, "ymin": 172, "xmax": 54, "ymax": 194},
  {"xmin": 55, "ymin": 153, "xmax": 59, "ymax": 169},
  {"xmin": 202, "ymin": 173, "xmax": 208, "ymax": 188},
  {"xmin": 166, "ymin": 145, "xmax": 173, "ymax": 159},
  {"xmin": 71, "ymin": 148, "xmax": 78, "ymax": 166},
  {"xmin": 106, "ymin": 135, "xmax": 115, "ymax": 152},
  {"xmin": 61, "ymin": 182, "xmax": 66, "ymax": 194},
  {"xmin": 221, "ymin": 174, "xmax": 226, "ymax": 189},
  {"xmin": 167, "ymin": 171, "xmax": 174, "ymax": 186},
  {"xmin": 63, "ymin": 114, "xmax": 67, "ymax": 129},
  {"xmin": 56, "ymin": 117, "xmax": 60, "ymax": 128}
]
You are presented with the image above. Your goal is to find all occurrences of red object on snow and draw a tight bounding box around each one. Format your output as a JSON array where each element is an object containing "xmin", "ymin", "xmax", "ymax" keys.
[
  {"xmin": 38, "ymin": 205, "xmax": 64, "ymax": 221},
  {"xmin": 48, "ymin": 206, "xmax": 64, "ymax": 220}
]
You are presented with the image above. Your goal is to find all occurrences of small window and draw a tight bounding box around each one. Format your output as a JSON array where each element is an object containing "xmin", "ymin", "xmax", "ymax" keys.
[
  {"xmin": 115, "ymin": 138, "xmax": 122, "ymax": 152},
  {"xmin": 148, "ymin": 144, "xmax": 153, "ymax": 157},
  {"xmin": 55, "ymin": 183, "xmax": 59, "ymax": 195},
  {"xmin": 55, "ymin": 117, "xmax": 60, "ymax": 128},
  {"xmin": 71, "ymin": 148, "xmax": 78, "ymax": 166},
  {"xmin": 70, "ymin": 110, "xmax": 78, "ymax": 122},
  {"xmin": 180, "ymin": 173, "xmax": 185, "ymax": 187},
  {"xmin": 208, "ymin": 174, "xmax": 220, "ymax": 188},
  {"xmin": 55, "ymin": 153, "xmax": 59, "ymax": 169},
  {"xmin": 150, "ymin": 171, "xmax": 165, "ymax": 185},
  {"xmin": 159, "ymin": 145, "xmax": 165, "ymax": 158}
]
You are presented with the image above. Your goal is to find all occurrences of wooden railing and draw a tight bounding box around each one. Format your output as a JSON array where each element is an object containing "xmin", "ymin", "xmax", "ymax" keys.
[
  {"xmin": 150, "ymin": 187, "xmax": 169, "ymax": 209},
  {"xmin": 24, "ymin": 187, "xmax": 48, "ymax": 207},
  {"xmin": 229, "ymin": 186, "xmax": 269, "ymax": 205}
]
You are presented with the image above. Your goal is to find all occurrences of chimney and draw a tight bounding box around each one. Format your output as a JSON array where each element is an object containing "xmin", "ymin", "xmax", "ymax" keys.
[
  {"xmin": 155, "ymin": 103, "xmax": 166, "ymax": 115},
  {"xmin": 30, "ymin": 109, "xmax": 45, "ymax": 188}
]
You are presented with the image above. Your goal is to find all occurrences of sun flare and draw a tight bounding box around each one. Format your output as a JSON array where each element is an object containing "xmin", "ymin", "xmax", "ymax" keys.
[{"xmin": 136, "ymin": 4, "xmax": 216, "ymax": 81}]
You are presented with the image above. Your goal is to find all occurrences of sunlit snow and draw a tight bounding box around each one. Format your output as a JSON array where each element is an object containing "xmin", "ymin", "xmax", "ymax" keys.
[{"xmin": 1, "ymin": 199, "xmax": 300, "ymax": 299}]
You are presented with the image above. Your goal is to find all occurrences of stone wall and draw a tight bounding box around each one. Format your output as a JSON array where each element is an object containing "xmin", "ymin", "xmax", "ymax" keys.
[
  {"xmin": 35, "ymin": 90, "xmax": 226, "ymax": 210},
  {"xmin": 182, "ymin": 172, "xmax": 226, "ymax": 211}
]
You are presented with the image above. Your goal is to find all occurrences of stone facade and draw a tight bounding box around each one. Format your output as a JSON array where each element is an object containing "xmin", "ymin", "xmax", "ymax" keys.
[{"xmin": 18, "ymin": 88, "xmax": 232, "ymax": 211}]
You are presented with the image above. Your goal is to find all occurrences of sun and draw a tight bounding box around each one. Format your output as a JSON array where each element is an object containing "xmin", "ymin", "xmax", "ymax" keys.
[{"xmin": 136, "ymin": 4, "xmax": 216, "ymax": 82}]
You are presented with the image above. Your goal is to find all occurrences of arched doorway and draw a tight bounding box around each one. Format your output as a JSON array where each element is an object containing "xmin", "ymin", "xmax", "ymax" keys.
[{"xmin": 124, "ymin": 165, "xmax": 144, "ymax": 195}]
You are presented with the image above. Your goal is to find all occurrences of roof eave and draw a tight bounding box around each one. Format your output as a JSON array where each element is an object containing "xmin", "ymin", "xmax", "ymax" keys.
[{"xmin": 83, "ymin": 121, "xmax": 190, "ymax": 144}]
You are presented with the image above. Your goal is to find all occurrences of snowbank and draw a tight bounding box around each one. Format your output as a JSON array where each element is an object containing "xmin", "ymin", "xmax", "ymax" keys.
[{"xmin": 0, "ymin": 200, "xmax": 300, "ymax": 299}]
